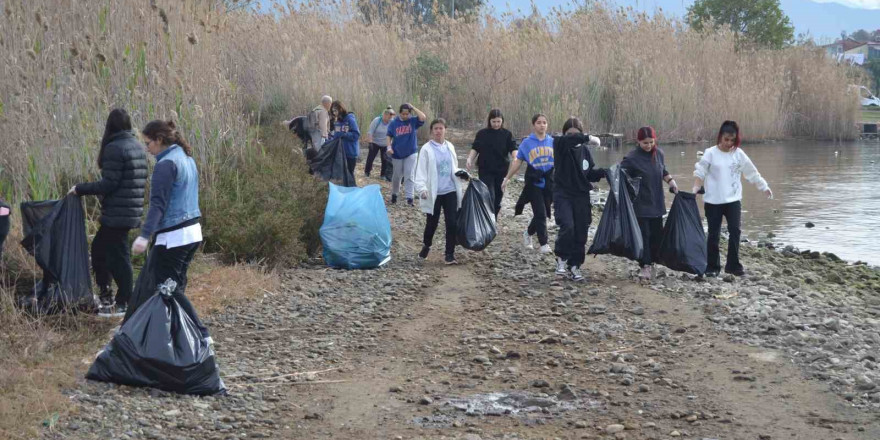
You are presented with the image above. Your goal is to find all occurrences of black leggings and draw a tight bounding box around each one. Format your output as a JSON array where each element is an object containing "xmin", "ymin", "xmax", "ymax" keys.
[
  {"xmin": 479, "ymin": 172, "xmax": 504, "ymax": 216},
  {"xmin": 527, "ymin": 186, "xmax": 549, "ymax": 246},
  {"xmin": 637, "ymin": 216, "xmax": 663, "ymax": 268},
  {"xmin": 0, "ymin": 211, "xmax": 9, "ymax": 262},
  {"xmin": 91, "ymin": 226, "xmax": 134, "ymax": 305},
  {"xmin": 424, "ymin": 192, "xmax": 458, "ymax": 257},
  {"xmin": 554, "ymin": 192, "xmax": 591, "ymax": 267},
  {"xmin": 705, "ymin": 201, "xmax": 743, "ymax": 274},
  {"xmin": 364, "ymin": 143, "xmax": 390, "ymax": 177}
]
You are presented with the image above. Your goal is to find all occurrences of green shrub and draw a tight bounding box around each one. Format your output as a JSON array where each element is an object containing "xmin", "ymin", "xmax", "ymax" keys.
[{"xmin": 201, "ymin": 126, "xmax": 327, "ymax": 268}]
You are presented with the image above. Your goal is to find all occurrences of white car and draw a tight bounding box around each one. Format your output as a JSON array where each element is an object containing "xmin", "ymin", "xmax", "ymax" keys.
[{"xmin": 851, "ymin": 85, "xmax": 880, "ymax": 106}]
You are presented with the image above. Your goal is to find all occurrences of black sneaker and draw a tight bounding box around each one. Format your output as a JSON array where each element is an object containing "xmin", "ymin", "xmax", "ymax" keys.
[
  {"xmin": 384, "ymin": 175, "xmax": 392, "ymax": 182},
  {"xmin": 391, "ymin": 194, "xmax": 398, "ymax": 204},
  {"xmin": 419, "ymin": 245, "xmax": 430, "ymax": 259},
  {"xmin": 407, "ymin": 198, "xmax": 414, "ymax": 206},
  {"xmin": 726, "ymin": 269, "xmax": 746, "ymax": 277},
  {"xmin": 97, "ymin": 303, "xmax": 127, "ymax": 318},
  {"xmin": 444, "ymin": 254, "xmax": 458, "ymax": 265}
]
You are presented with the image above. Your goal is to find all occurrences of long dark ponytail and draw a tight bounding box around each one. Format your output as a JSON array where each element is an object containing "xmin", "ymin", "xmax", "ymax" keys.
[
  {"xmin": 99, "ymin": 108, "xmax": 133, "ymax": 169},
  {"xmin": 142, "ymin": 119, "xmax": 193, "ymax": 156}
]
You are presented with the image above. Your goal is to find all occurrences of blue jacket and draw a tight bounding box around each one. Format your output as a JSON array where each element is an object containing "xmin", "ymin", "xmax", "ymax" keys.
[
  {"xmin": 139, "ymin": 145, "xmax": 201, "ymax": 239},
  {"xmin": 331, "ymin": 113, "xmax": 361, "ymax": 159}
]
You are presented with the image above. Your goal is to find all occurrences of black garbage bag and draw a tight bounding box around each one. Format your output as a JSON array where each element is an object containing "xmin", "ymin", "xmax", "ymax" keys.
[
  {"xmin": 588, "ymin": 165, "xmax": 643, "ymax": 261},
  {"xmin": 657, "ymin": 191, "xmax": 707, "ymax": 275},
  {"xmin": 19, "ymin": 196, "xmax": 95, "ymax": 313},
  {"xmin": 456, "ymin": 179, "xmax": 497, "ymax": 251},
  {"xmin": 86, "ymin": 279, "xmax": 226, "ymax": 396},
  {"xmin": 0, "ymin": 199, "xmax": 10, "ymax": 261},
  {"xmin": 308, "ymin": 138, "xmax": 356, "ymax": 187}
]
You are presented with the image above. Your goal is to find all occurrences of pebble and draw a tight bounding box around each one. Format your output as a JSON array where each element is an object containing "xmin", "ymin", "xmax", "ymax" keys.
[
  {"xmin": 605, "ymin": 424, "xmax": 625, "ymax": 433},
  {"xmin": 419, "ymin": 396, "xmax": 433, "ymax": 405}
]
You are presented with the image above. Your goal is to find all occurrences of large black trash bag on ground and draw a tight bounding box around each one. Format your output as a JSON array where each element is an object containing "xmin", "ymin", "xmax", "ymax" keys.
[
  {"xmin": 588, "ymin": 165, "xmax": 643, "ymax": 261},
  {"xmin": 87, "ymin": 279, "xmax": 226, "ymax": 396},
  {"xmin": 658, "ymin": 191, "xmax": 707, "ymax": 275},
  {"xmin": 308, "ymin": 138, "xmax": 356, "ymax": 187},
  {"xmin": 456, "ymin": 179, "xmax": 497, "ymax": 251},
  {"xmin": 19, "ymin": 196, "xmax": 95, "ymax": 313}
]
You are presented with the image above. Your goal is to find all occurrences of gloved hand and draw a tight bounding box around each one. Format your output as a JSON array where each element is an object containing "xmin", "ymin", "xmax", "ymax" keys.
[
  {"xmin": 692, "ymin": 186, "xmax": 701, "ymax": 194},
  {"xmin": 132, "ymin": 237, "xmax": 149, "ymax": 255},
  {"xmin": 419, "ymin": 190, "xmax": 428, "ymax": 200},
  {"xmin": 668, "ymin": 179, "xmax": 678, "ymax": 194},
  {"xmin": 67, "ymin": 186, "xmax": 77, "ymax": 195}
]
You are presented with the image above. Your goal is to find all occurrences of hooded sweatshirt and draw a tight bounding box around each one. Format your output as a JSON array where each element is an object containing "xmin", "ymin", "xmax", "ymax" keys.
[
  {"xmin": 331, "ymin": 113, "xmax": 361, "ymax": 158},
  {"xmin": 515, "ymin": 133, "xmax": 554, "ymax": 188},
  {"xmin": 386, "ymin": 116, "xmax": 425, "ymax": 159}
]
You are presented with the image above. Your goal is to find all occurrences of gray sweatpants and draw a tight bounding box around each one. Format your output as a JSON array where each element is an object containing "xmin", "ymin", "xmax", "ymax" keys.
[
  {"xmin": 308, "ymin": 129, "xmax": 325, "ymax": 151},
  {"xmin": 391, "ymin": 155, "xmax": 417, "ymax": 199}
]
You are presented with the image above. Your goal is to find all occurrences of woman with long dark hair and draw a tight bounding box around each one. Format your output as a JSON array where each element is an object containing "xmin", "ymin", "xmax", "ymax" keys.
[
  {"xmin": 329, "ymin": 100, "xmax": 361, "ymax": 179},
  {"xmin": 693, "ymin": 120, "xmax": 772, "ymax": 277},
  {"xmin": 127, "ymin": 120, "xmax": 211, "ymax": 342},
  {"xmin": 69, "ymin": 109, "xmax": 148, "ymax": 317},
  {"xmin": 621, "ymin": 126, "xmax": 677, "ymax": 280},
  {"xmin": 466, "ymin": 108, "xmax": 517, "ymax": 218}
]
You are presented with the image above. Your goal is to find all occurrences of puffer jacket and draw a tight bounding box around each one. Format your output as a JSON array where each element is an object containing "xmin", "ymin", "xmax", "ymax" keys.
[{"xmin": 75, "ymin": 131, "xmax": 148, "ymax": 229}]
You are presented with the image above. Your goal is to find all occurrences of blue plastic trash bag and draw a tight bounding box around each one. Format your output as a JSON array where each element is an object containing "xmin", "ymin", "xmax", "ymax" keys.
[{"xmin": 320, "ymin": 183, "xmax": 392, "ymax": 269}]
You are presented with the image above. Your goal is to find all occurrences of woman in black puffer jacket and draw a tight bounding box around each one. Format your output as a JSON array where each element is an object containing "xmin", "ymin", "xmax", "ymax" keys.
[{"xmin": 70, "ymin": 109, "xmax": 148, "ymax": 317}]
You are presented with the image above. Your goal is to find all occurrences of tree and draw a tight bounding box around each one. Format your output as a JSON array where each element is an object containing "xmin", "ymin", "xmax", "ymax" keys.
[
  {"xmin": 687, "ymin": 0, "xmax": 794, "ymax": 50},
  {"xmin": 851, "ymin": 29, "xmax": 871, "ymax": 42},
  {"xmin": 358, "ymin": 0, "xmax": 483, "ymax": 25},
  {"xmin": 866, "ymin": 59, "xmax": 880, "ymax": 95}
]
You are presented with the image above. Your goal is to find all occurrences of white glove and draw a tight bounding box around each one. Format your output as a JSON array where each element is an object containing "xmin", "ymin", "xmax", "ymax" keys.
[
  {"xmin": 132, "ymin": 237, "xmax": 149, "ymax": 255},
  {"xmin": 67, "ymin": 186, "xmax": 77, "ymax": 195}
]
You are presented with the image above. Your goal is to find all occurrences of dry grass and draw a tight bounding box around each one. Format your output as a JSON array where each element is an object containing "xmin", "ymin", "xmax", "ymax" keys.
[{"xmin": 186, "ymin": 258, "xmax": 280, "ymax": 315}]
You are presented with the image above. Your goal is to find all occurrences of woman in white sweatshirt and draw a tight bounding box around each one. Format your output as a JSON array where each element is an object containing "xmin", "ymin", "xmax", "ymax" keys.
[
  {"xmin": 693, "ymin": 120, "xmax": 772, "ymax": 277},
  {"xmin": 414, "ymin": 118, "xmax": 465, "ymax": 265}
]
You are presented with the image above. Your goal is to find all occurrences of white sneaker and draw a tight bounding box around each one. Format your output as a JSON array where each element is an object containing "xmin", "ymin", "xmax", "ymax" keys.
[
  {"xmin": 522, "ymin": 229, "xmax": 533, "ymax": 249},
  {"xmin": 539, "ymin": 244, "xmax": 552, "ymax": 254},
  {"xmin": 569, "ymin": 266, "xmax": 585, "ymax": 282},
  {"xmin": 555, "ymin": 257, "xmax": 567, "ymax": 275}
]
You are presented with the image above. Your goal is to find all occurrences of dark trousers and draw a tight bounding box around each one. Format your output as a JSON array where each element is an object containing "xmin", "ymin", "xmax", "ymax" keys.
[
  {"xmin": 554, "ymin": 192, "xmax": 591, "ymax": 267},
  {"xmin": 364, "ymin": 143, "xmax": 390, "ymax": 177},
  {"xmin": 479, "ymin": 172, "xmax": 504, "ymax": 216},
  {"xmin": 637, "ymin": 216, "xmax": 664, "ymax": 268},
  {"xmin": 424, "ymin": 192, "xmax": 458, "ymax": 257},
  {"xmin": 0, "ymin": 212, "xmax": 9, "ymax": 262},
  {"xmin": 705, "ymin": 201, "xmax": 743, "ymax": 274},
  {"xmin": 527, "ymin": 186, "xmax": 549, "ymax": 246},
  {"xmin": 91, "ymin": 226, "xmax": 134, "ymax": 305},
  {"xmin": 151, "ymin": 241, "xmax": 208, "ymax": 338}
]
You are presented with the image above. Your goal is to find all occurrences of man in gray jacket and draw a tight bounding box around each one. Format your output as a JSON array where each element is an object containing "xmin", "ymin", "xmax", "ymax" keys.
[{"xmin": 309, "ymin": 95, "xmax": 332, "ymax": 149}]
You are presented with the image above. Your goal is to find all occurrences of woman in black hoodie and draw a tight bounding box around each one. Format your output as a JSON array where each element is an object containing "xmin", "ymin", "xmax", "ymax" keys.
[
  {"xmin": 620, "ymin": 126, "xmax": 678, "ymax": 280},
  {"xmin": 552, "ymin": 117, "xmax": 605, "ymax": 281},
  {"xmin": 70, "ymin": 109, "xmax": 148, "ymax": 317},
  {"xmin": 466, "ymin": 108, "xmax": 517, "ymax": 217}
]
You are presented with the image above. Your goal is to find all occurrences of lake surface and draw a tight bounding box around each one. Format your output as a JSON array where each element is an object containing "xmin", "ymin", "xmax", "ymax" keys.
[{"xmin": 450, "ymin": 138, "xmax": 880, "ymax": 265}]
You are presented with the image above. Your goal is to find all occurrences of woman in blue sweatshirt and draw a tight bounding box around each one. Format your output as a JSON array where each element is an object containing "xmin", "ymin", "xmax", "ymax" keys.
[
  {"xmin": 620, "ymin": 126, "xmax": 678, "ymax": 280},
  {"xmin": 386, "ymin": 103, "xmax": 427, "ymax": 205},
  {"xmin": 329, "ymin": 100, "xmax": 361, "ymax": 180},
  {"xmin": 502, "ymin": 114, "xmax": 554, "ymax": 253},
  {"xmin": 126, "ymin": 120, "xmax": 211, "ymax": 343}
]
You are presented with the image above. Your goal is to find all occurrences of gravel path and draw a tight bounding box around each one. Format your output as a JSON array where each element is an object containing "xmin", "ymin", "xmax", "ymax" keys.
[{"xmin": 45, "ymin": 171, "xmax": 880, "ymax": 440}]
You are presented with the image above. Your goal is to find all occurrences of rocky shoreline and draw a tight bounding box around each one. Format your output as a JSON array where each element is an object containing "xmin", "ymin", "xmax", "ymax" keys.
[{"xmin": 41, "ymin": 175, "xmax": 880, "ymax": 440}]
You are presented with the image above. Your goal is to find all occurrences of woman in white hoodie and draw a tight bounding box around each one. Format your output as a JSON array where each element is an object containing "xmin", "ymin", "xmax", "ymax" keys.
[
  {"xmin": 693, "ymin": 121, "xmax": 773, "ymax": 277},
  {"xmin": 414, "ymin": 118, "xmax": 465, "ymax": 265}
]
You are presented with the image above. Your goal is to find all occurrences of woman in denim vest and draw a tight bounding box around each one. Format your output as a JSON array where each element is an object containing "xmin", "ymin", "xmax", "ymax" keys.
[{"xmin": 127, "ymin": 120, "xmax": 211, "ymax": 343}]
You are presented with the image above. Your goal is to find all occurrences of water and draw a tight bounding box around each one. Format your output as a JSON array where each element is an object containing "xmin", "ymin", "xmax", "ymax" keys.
[
  {"xmin": 450, "ymin": 138, "xmax": 880, "ymax": 265},
  {"xmin": 590, "ymin": 140, "xmax": 880, "ymax": 265}
]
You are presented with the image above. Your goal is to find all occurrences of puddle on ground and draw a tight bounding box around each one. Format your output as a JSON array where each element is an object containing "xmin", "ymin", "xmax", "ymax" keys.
[{"xmin": 412, "ymin": 390, "xmax": 601, "ymax": 428}]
